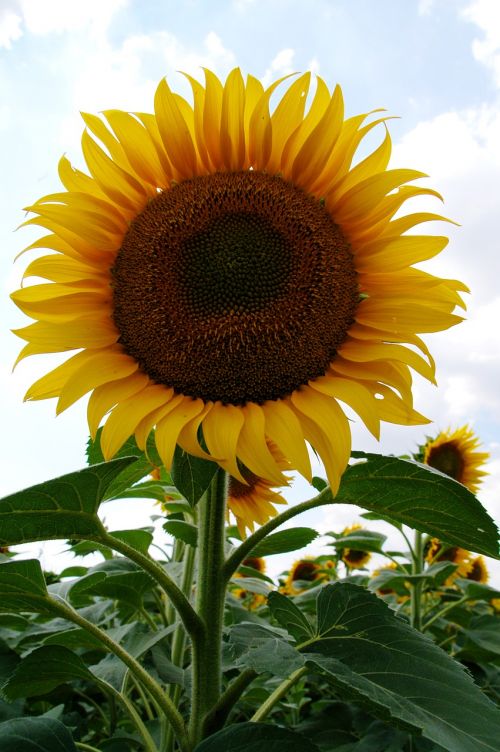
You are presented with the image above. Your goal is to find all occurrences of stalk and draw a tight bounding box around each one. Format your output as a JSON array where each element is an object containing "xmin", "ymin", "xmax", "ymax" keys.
[
  {"xmin": 188, "ymin": 469, "xmax": 228, "ymax": 747},
  {"xmin": 250, "ymin": 666, "xmax": 308, "ymax": 723},
  {"xmin": 410, "ymin": 530, "xmax": 424, "ymax": 631}
]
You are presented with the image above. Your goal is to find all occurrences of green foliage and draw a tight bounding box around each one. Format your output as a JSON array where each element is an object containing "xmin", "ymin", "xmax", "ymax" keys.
[
  {"xmin": 0, "ymin": 458, "xmax": 136, "ymax": 546},
  {"xmin": 250, "ymin": 527, "xmax": 319, "ymax": 556},
  {"xmin": 194, "ymin": 721, "xmax": 321, "ymax": 751},
  {"xmin": 334, "ymin": 453, "xmax": 499, "ymax": 558},
  {"xmin": 171, "ymin": 444, "xmax": 218, "ymax": 506},
  {"xmin": 0, "ymin": 717, "xmax": 78, "ymax": 751}
]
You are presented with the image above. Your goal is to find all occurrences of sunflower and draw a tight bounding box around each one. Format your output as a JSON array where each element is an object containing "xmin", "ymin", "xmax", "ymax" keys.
[
  {"xmin": 12, "ymin": 69, "xmax": 466, "ymax": 527},
  {"xmin": 423, "ymin": 425, "xmax": 488, "ymax": 493},
  {"xmin": 424, "ymin": 538, "xmax": 473, "ymax": 586},
  {"xmin": 371, "ymin": 562, "xmax": 409, "ymax": 601},
  {"xmin": 227, "ymin": 441, "xmax": 289, "ymax": 536},
  {"xmin": 340, "ymin": 523, "xmax": 372, "ymax": 569},
  {"xmin": 284, "ymin": 557, "xmax": 328, "ymax": 595},
  {"xmin": 465, "ymin": 555, "xmax": 489, "ymax": 584},
  {"xmin": 232, "ymin": 556, "xmax": 267, "ymax": 608}
]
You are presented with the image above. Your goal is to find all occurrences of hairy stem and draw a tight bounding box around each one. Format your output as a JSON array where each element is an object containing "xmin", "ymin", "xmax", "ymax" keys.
[
  {"xmin": 189, "ymin": 469, "xmax": 228, "ymax": 747},
  {"xmin": 250, "ymin": 666, "xmax": 308, "ymax": 723},
  {"xmin": 223, "ymin": 487, "xmax": 332, "ymax": 582},
  {"xmin": 48, "ymin": 595, "xmax": 189, "ymax": 752},
  {"xmin": 97, "ymin": 530, "xmax": 203, "ymax": 641},
  {"xmin": 203, "ymin": 668, "xmax": 258, "ymax": 733},
  {"xmin": 410, "ymin": 530, "xmax": 424, "ymax": 631}
]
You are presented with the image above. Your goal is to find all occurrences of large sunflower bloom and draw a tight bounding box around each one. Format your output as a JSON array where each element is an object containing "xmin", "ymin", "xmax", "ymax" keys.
[
  {"xmin": 423, "ymin": 425, "xmax": 489, "ymax": 493},
  {"xmin": 12, "ymin": 69, "xmax": 467, "ymax": 516}
]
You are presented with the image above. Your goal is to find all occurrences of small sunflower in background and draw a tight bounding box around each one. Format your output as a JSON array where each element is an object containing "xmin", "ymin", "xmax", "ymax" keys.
[
  {"xmin": 227, "ymin": 442, "xmax": 289, "ymax": 537},
  {"xmin": 465, "ymin": 555, "xmax": 489, "ymax": 584},
  {"xmin": 12, "ymin": 69, "xmax": 467, "ymax": 534},
  {"xmin": 425, "ymin": 538, "xmax": 472, "ymax": 586},
  {"xmin": 423, "ymin": 425, "xmax": 489, "ymax": 494},
  {"xmin": 232, "ymin": 556, "xmax": 267, "ymax": 609},
  {"xmin": 340, "ymin": 523, "xmax": 372, "ymax": 570},
  {"xmin": 283, "ymin": 557, "xmax": 333, "ymax": 595},
  {"xmin": 371, "ymin": 562, "xmax": 410, "ymax": 601}
]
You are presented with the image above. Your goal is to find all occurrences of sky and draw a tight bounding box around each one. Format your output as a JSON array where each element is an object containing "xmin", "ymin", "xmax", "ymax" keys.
[{"xmin": 0, "ymin": 0, "xmax": 499, "ymax": 582}]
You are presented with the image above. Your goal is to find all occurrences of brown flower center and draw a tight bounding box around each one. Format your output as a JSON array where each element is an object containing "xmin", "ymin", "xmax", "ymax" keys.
[
  {"xmin": 292, "ymin": 561, "xmax": 319, "ymax": 581},
  {"xmin": 112, "ymin": 170, "xmax": 358, "ymax": 404},
  {"xmin": 426, "ymin": 443, "xmax": 464, "ymax": 482}
]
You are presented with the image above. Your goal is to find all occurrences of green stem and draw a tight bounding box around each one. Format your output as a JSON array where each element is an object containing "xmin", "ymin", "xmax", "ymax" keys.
[
  {"xmin": 223, "ymin": 487, "xmax": 333, "ymax": 582},
  {"xmin": 203, "ymin": 668, "xmax": 258, "ymax": 731},
  {"xmin": 75, "ymin": 744, "xmax": 102, "ymax": 752},
  {"xmin": 49, "ymin": 595, "xmax": 190, "ymax": 752},
  {"xmin": 97, "ymin": 531, "xmax": 203, "ymax": 641},
  {"xmin": 250, "ymin": 666, "xmax": 308, "ymax": 723},
  {"xmin": 107, "ymin": 683, "xmax": 159, "ymax": 752},
  {"xmin": 410, "ymin": 530, "xmax": 423, "ymax": 631},
  {"xmin": 165, "ymin": 540, "xmax": 197, "ymax": 752},
  {"xmin": 189, "ymin": 469, "xmax": 228, "ymax": 747},
  {"xmin": 422, "ymin": 595, "xmax": 468, "ymax": 632}
]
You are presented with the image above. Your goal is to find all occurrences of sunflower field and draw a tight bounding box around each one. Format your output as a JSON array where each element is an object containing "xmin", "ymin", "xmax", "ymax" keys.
[{"xmin": 1, "ymin": 69, "xmax": 499, "ymax": 752}]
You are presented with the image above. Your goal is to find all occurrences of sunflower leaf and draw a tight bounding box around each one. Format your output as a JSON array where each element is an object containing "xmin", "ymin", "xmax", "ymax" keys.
[
  {"xmin": 0, "ymin": 560, "xmax": 55, "ymax": 614},
  {"xmin": 163, "ymin": 520, "xmax": 198, "ymax": 547},
  {"xmin": 193, "ymin": 722, "xmax": 321, "ymax": 752},
  {"xmin": 250, "ymin": 527, "xmax": 319, "ymax": 557},
  {"xmin": 0, "ymin": 717, "xmax": 78, "ymax": 752},
  {"xmin": 171, "ymin": 446, "xmax": 218, "ymax": 507},
  {"xmin": 267, "ymin": 591, "xmax": 316, "ymax": 642},
  {"xmin": 335, "ymin": 453, "xmax": 499, "ymax": 558},
  {"xmin": 304, "ymin": 583, "xmax": 500, "ymax": 752},
  {"xmin": 0, "ymin": 458, "xmax": 135, "ymax": 546},
  {"xmin": 1, "ymin": 645, "xmax": 94, "ymax": 700},
  {"xmin": 226, "ymin": 622, "xmax": 304, "ymax": 677}
]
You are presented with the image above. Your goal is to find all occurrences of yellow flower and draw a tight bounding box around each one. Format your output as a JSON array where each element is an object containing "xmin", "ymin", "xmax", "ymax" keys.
[
  {"xmin": 12, "ymin": 69, "xmax": 466, "ymax": 528},
  {"xmin": 227, "ymin": 441, "xmax": 289, "ymax": 536},
  {"xmin": 340, "ymin": 523, "xmax": 371, "ymax": 570},
  {"xmin": 232, "ymin": 556, "xmax": 267, "ymax": 609},
  {"xmin": 371, "ymin": 562, "xmax": 409, "ymax": 601},
  {"xmin": 423, "ymin": 425, "xmax": 488, "ymax": 493},
  {"xmin": 284, "ymin": 557, "xmax": 327, "ymax": 595},
  {"xmin": 424, "ymin": 538, "xmax": 472, "ymax": 586},
  {"xmin": 466, "ymin": 555, "xmax": 489, "ymax": 584}
]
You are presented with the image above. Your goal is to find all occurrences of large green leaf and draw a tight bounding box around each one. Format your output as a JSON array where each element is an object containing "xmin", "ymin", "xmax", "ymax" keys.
[
  {"xmin": 332, "ymin": 454, "xmax": 499, "ymax": 558},
  {"xmin": 0, "ymin": 717, "xmax": 78, "ymax": 751},
  {"xmin": 267, "ymin": 591, "xmax": 316, "ymax": 642},
  {"xmin": 0, "ymin": 458, "xmax": 136, "ymax": 546},
  {"xmin": 1, "ymin": 645, "xmax": 94, "ymax": 700},
  {"xmin": 303, "ymin": 583, "xmax": 500, "ymax": 752},
  {"xmin": 0, "ymin": 560, "xmax": 54, "ymax": 614},
  {"xmin": 87, "ymin": 429, "xmax": 161, "ymax": 500},
  {"xmin": 194, "ymin": 722, "xmax": 321, "ymax": 751},
  {"xmin": 226, "ymin": 622, "xmax": 303, "ymax": 677},
  {"xmin": 171, "ymin": 445, "xmax": 218, "ymax": 507},
  {"xmin": 250, "ymin": 527, "xmax": 319, "ymax": 557}
]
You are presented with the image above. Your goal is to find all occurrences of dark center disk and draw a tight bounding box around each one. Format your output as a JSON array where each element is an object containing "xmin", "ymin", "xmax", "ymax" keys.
[
  {"xmin": 293, "ymin": 561, "xmax": 319, "ymax": 581},
  {"xmin": 112, "ymin": 171, "xmax": 358, "ymax": 404},
  {"xmin": 426, "ymin": 444, "xmax": 464, "ymax": 483}
]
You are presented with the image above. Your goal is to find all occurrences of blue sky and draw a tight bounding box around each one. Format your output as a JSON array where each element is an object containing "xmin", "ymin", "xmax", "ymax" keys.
[{"xmin": 1, "ymin": 0, "xmax": 499, "ymax": 579}]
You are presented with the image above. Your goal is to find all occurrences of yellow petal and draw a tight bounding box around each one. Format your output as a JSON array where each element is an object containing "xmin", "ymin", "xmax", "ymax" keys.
[
  {"xmin": 56, "ymin": 350, "xmax": 138, "ymax": 414},
  {"xmin": 87, "ymin": 371, "xmax": 150, "ymax": 438},
  {"xmin": 177, "ymin": 402, "xmax": 217, "ymax": 461},
  {"xmin": 220, "ymin": 68, "xmax": 246, "ymax": 171},
  {"xmin": 154, "ymin": 77, "xmax": 198, "ymax": 177},
  {"xmin": 366, "ymin": 384, "xmax": 430, "ymax": 426},
  {"xmin": 134, "ymin": 394, "xmax": 184, "ymax": 450},
  {"xmin": 202, "ymin": 402, "xmax": 245, "ymax": 481},
  {"xmin": 103, "ymin": 109, "xmax": 167, "ymax": 186},
  {"xmin": 81, "ymin": 130, "xmax": 149, "ymax": 211},
  {"xmin": 356, "ymin": 235, "xmax": 449, "ymax": 272},
  {"xmin": 100, "ymin": 384, "xmax": 174, "ymax": 460},
  {"xmin": 291, "ymin": 84, "xmax": 344, "ymax": 187},
  {"xmin": 329, "ymin": 357, "xmax": 413, "ymax": 405},
  {"xmin": 155, "ymin": 398, "xmax": 205, "ymax": 470},
  {"xmin": 289, "ymin": 387, "xmax": 351, "ymax": 494},
  {"xmin": 281, "ymin": 76, "xmax": 330, "ymax": 175},
  {"xmin": 13, "ymin": 317, "xmax": 118, "ymax": 352},
  {"xmin": 334, "ymin": 169, "xmax": 427, "ymax": 223},
  {"xmin": 58, "ymin": 156, "xmax": 103, "ymax": 197},
  {"xmin": 310, "ymin": 374, "xmax": 380, "ymax": 439},
  {"xmin": 339, "ymin": 338, "xmax": 436, "ymax": 384},
  {"xmin": 22, "ymin": 255, "xmax": 103, "ymax": 284},
  {"xmin": 262, "ymin": 399, "xmax": 311, "ymax": 480},
  {"xmin": 24, "ymin": 350, "xmax": 92, "ymax": 401},
  {"xmin": 236, "ymin": 403, "xmax": 286, "ymax": 484},
  {"xmin": 267, "ymin": 72, "xmax": 311, "ymax": 173}
]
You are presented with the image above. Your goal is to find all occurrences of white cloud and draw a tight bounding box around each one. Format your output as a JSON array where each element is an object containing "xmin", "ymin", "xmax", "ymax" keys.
[
  {"xmin": 418, "ymin": 0, "xmax": 436, "ymax": 15},
  {"xmin": 463, "ymin": 0, "xmax": 500, "ymax": 86},
  {"xmin": 0, "ymin": 5, "xmax": 22, "ymax": 48},
  {"xmin": 261, "ymin": 48, "xmax": 295, "ymax": 87},
  {"xmin": 20, "ymin": 0, "xmax": 127, "ymax": 37}
]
